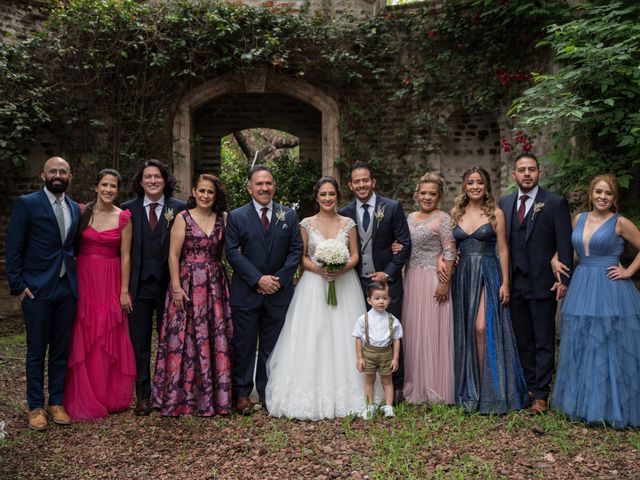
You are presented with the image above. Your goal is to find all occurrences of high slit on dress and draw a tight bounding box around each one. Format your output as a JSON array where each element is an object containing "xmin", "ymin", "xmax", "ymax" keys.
[{"xmin": 452, "ymin": 223, "xmax": 528, "ymax": 414}]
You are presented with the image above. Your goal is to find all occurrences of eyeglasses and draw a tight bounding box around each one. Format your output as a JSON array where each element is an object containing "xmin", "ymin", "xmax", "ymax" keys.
[{"xmin": 45, "ymin": 168, "xmax": 70, "ymax": 176}]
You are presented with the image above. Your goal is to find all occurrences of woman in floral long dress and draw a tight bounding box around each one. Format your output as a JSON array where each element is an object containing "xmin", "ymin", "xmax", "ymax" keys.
[{"xmin": 152, "ymin": 174, "xmax": 233, "ymax": 416}]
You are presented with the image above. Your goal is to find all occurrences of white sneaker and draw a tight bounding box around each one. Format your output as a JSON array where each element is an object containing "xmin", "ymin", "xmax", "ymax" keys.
[
  {"xmin": 382, "ymin": 404, "xmax": 394, "ymax": 418},
  {"xmin": 360, "ymin": 404, "xmax": 375, "ymax": 420}
]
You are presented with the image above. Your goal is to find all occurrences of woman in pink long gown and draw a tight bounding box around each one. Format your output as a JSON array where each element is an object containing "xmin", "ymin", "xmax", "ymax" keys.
[
  {"xmin": 63, "ymin": 169, "xmax": 136, "ymax": 420},
  {"xmin": 401, "ymin": 172, "xmax": 456, "ymax": 404}
]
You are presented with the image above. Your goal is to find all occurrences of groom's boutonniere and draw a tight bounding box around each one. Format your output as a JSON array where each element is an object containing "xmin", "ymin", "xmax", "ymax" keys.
[
  {"xmin": 531, "ymin": 202, "xmax": 545, "ymax": 220},
  {"xmin": 374, "ymin": 205, "xmax": 386, "ymax": 222},
  {"xmin": 275, "ymin": 208, "xmax": 287, "ymax": 226},
  {"xmin": 164, "ymin": 208, "xmax": 175, "ymax": 225}
]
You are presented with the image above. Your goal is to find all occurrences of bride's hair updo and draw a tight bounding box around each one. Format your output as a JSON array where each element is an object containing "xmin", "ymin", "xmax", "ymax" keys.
[
  {"xmin": 313, "ymin": 176, "xmax": 341, "ymax": 208},
  {"xmin": 451, "ymin": 166, "xmax": 497, "ymax": 227}
]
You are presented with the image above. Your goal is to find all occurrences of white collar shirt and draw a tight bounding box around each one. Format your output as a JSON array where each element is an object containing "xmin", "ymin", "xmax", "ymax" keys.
[
  {"xmin": 252, "ymin": 200, "xmax": 273, "ymax": 222},
  {"xmin": 517, "ymin": 185, "xmax": 539, "ymax": 217},
  {"xmin": 351, "ymin": 308, "xmax": 403, "ymax": 347},
  {"xmin": 143, "ymin": 195, "xmax": 165, "ymax": 221},
  {"xmin": 356, "ymin": 193, "xmax": 377, "ymax": 225}
]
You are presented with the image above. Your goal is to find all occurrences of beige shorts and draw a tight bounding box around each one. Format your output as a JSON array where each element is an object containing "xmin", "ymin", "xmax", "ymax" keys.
[{"xmin": 363, "ymin": 342, "xmax": 393, "ymax": 376}]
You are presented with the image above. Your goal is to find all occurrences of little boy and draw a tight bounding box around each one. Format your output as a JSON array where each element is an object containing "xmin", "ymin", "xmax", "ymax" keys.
[{"xmin": 352, "ymin": 281, "xmax": 403, "ymax": 419}]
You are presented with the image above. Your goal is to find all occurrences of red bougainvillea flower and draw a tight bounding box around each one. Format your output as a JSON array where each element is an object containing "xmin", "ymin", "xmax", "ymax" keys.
[
  {"xmin": 428, "ymin": 30, "xmax": 437, "ymax": 39},
  {"xmin": 501, "ymin": 139, "xmax": 512, "ymax": 153}
]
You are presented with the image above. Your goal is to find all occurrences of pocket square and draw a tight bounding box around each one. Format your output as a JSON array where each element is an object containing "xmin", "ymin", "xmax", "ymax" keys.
[{"xmin": 281, "ymin": 224, "xmax": 288, "ymax": 229}]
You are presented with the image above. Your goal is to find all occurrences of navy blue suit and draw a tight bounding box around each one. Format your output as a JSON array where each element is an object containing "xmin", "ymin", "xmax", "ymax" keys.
[
  {"xmin": 499, "ymin": 187, "xmax": 573, "ymax": 400},
  {"xmin": 5, "ymin": 188, "xmax": 80, "ymax": 409},
  {"xmin": 121, "ymin": 196, "xmax": 186, "ymax": 401},
  {"xmin": 340, "ymin": 194, "xmax": 411, "ymax": 389},
  {"xmin": 225, "ymin": 202, "xmax": 303, "ymax": 398}
]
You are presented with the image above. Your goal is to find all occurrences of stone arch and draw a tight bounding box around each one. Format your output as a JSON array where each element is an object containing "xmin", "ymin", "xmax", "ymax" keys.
[{"xmin": 172, "ymin": 70, "xmax": 340, "ymax": 198}]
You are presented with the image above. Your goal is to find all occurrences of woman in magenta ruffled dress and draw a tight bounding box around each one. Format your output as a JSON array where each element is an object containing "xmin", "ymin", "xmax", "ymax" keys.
[
  {"xmin": 63, "ymin": 169, "xmax": 136, "ymax": 421},
  {"xmin": 152, "ymin": 174, "xmax": 233, "ymax": 416}
]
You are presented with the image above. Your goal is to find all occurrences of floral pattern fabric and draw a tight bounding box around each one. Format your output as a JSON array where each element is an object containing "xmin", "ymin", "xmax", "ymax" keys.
[{"xmin": 152, "ymin": 210, "xmax": 233, "ymax": 416}]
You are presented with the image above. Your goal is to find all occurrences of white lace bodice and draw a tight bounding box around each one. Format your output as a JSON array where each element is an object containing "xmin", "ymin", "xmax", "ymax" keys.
[
  {"xmin": 407, "ymin": 210, "xmax": 456, "ymax": 270},
  {"xmin": 301, "ymin": 216, "xmax": 356, "ymax": 264}
]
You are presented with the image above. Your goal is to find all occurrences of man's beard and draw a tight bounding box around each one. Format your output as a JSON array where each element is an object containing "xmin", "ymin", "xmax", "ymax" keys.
[{"xmin": 45, "ymin": 178, "xmax": 69, "ymax": 194}]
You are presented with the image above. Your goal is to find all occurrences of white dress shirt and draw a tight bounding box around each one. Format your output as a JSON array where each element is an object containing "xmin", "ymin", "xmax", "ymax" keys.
[
  {"xmin": 143, "ymin": 195, "xmax": 165, "ymax": 222},
  {"xmin": 517, "ymin": 185, "xmax": 539, "ymax": 217},
  {"xmin": 356, "ymin": 193, "xmax": 377, "ymax": 226},
  {"xmin": 252, "ymin": 199, "xmax": 273, "ymax": 222},
  {"xmin": 352, "ymin": 308, "xmax": 403, "ymax": 347}
]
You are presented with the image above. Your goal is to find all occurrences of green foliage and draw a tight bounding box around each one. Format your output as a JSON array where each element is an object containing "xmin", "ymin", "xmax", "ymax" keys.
[
  {"xmin": 510, "ymin": 1, "xmax": 640, "ymax": 207},
  {"xmin": 0, "ymin": 0, "xmax": 570, "ymax": 196},
  {"xmin": 219, "ymin": 140, "xmax": 319, "ymax": 214}
]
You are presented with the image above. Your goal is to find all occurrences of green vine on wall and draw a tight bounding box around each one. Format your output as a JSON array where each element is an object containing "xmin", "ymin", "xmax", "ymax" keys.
[{"xmin": 1, "ymin": 0, "xmax": 568, "ymax": 196}]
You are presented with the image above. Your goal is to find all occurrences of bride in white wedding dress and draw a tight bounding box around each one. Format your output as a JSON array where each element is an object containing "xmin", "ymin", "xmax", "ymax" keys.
[{"xmin": 266, "ymin": 177, "xmax": 375, "ymax": 419}]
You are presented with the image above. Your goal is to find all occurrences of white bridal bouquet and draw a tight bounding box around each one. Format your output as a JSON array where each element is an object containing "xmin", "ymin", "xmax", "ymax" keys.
[{"xmin": 314, "ymin": 239, "xmax": 350, "ymax": 306}]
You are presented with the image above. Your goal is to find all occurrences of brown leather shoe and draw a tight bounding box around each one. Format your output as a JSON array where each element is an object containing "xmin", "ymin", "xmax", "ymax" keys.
[
  {"xmin": 28, "ymin": 408, "xmax": 48, "ymax": 431},
  {"xmin": 234, "ymin": 396, "xmax": 253, "ymax": 415},
  {"xmin": 134, "ymin": 399, "xmax": 152, "ymax": 417},
  {"xmin": 530, "ymin": 399, "xmax": 548, "ymax": 414},
  {"xmin": 46, "ymin": 405, "xmax": 72, "ymax": 425}
]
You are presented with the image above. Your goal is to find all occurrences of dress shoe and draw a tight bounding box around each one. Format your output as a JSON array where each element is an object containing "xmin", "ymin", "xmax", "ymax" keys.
[
  {"xmin": 28, "ymin": 408, "xmax": 48, "ymax": 431},
  {"xmin": 393, "ymin": 390, "xmax": 404, "ymax": 406},
  {"xmin": 530, "ymin": 399, "xmax": 548, "ymax": 414},
  {"xmin": 46, "ymin": 405, "xmax": 72, "ymax": 425},
  {"xmin": 234, "ymin": 396, "xmax": 253, "ymax": 415},
  {"xmin": 134, "ymin": 399, "xmax": 152, "ymax": 417}
]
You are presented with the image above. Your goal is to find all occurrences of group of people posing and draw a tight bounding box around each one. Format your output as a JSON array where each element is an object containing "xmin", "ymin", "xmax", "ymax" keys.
[{"xmin": 6, "ymin": 153, "xmax": 640, "ymax": 431}]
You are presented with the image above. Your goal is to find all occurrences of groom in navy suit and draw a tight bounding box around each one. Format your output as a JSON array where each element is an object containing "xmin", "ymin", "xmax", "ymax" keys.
[
  {"xmin": 6, "ymin": 156, "xmax": 80, "ymax": 430},
  {"xmin": 340, "ymin": 160, "xmax": 411, "ymax": 404},
  {"xmin": 499, "ymin": 153, "xmax": 572, "ymax": 414},
  {"xmin": 225, "ymin": 165, "xmax": 303, "ymax": 414}
]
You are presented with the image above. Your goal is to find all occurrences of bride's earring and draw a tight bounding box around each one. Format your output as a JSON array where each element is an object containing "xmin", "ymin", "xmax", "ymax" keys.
[{"xmin": 413, "ymin": 202, "xmax": 419, "ymax": 211}]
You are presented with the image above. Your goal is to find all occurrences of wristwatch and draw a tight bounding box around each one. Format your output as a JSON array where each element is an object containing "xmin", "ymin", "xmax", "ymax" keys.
[{"xmin": 384, "ymin": 272, "xmax": 391, "ymax": 282}]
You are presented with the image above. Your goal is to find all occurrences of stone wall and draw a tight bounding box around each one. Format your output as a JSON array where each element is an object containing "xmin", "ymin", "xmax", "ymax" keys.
[
  {"xmin": 0, "ymin": 0, "xmax": 46, "ymax": 43},
  {"xmin": 0, "ymin": 0, "xmax": 518, "ymax": 260},
  {"xmin": 229, "ymin": 0, "xmax": 386, "ymax": 19}
]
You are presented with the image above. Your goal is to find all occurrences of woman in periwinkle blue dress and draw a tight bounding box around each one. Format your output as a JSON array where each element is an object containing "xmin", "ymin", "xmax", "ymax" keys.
[
  {"xmin": 552, "ymin": 174, "xmax": 640, "ymax": 428},
  {"xmin": 450, "ymin": 166, "xmax": 528, "ymax": 414}
]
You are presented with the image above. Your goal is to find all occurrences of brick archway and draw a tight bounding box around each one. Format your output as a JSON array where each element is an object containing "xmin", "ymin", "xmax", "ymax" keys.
[{"xmin": 172, "ymin": 70, "xmax": 340, "ymax": 198}]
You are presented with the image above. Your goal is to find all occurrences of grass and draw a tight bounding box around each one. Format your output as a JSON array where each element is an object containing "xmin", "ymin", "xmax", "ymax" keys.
[
  {"xmin": 263, "ymin": 426, "xmax": 289, "ymax": 451},
  {"xmin": 1, "ymin": 319, "xmax": 639, "ymax": 479},
  {"xmin": 0, "ymin": 333, "xmax": 25, "ymax": 346}
]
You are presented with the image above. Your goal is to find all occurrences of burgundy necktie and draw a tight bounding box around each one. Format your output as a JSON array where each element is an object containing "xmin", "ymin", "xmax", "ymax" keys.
[
  {"xmin": 261, "ymin": 207, "xmax": 270, "ymax": 231},
  {"xmin": 149, "ymin": 202, "xmax": 159, "ymax": 231},
  {"xmin": 517, "ymin": 195, "xmax": 528, "ymax": 224}
]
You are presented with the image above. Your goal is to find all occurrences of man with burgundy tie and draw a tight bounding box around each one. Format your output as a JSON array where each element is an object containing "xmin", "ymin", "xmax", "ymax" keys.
[
  {"xmin": 499, "ymin": 153, "xmax": 572, "ymax": 414},
  {"xmin": 225, "ymin": 165, "xmax": 303, "ymax": 414},
  {"xmin": 122, "ymin": 159, "xmax": 186, "ymax": 416}
]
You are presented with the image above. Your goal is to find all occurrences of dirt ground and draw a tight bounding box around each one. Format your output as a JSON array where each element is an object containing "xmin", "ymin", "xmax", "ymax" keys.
[{"xmin": 0, "ymin": 313, "xmax": 639, "ymax": 480}]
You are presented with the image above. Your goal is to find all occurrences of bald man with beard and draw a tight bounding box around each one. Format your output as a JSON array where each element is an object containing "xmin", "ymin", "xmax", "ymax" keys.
[{"xmin": 6, "ymin": 157, "xmax": 81, "ymax": 430}]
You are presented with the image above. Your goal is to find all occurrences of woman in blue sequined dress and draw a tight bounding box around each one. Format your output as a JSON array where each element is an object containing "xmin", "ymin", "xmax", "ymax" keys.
[
  {"xmin": 451, "ymin": 166, "xmax": 528, "ymax": 414},
  {"xmin": 552, "ymin": 175, "xmax": 640, "ymax": 428}
]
